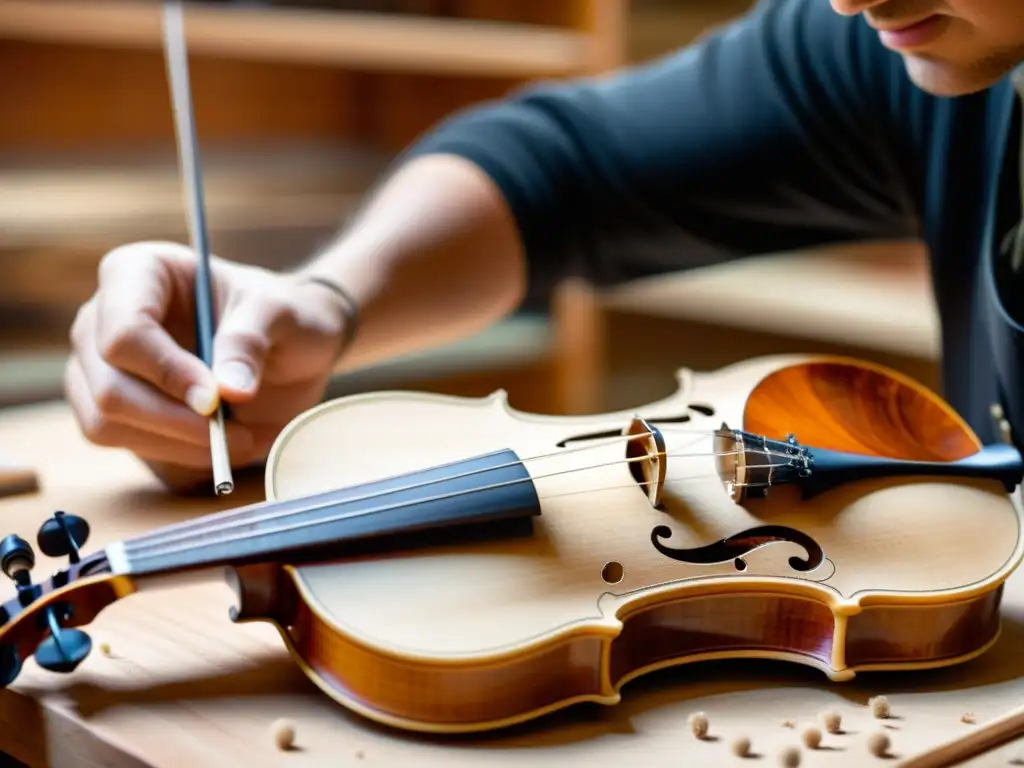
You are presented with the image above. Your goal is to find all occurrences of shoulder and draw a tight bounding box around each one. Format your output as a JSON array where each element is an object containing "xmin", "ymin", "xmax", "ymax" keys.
[{"xmin": 572, "ymin": 0, "xmax": 915, "ymax": 129}]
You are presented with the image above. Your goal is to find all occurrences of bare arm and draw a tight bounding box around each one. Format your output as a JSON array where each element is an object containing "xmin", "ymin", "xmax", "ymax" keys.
[{"xmin": 296, "ymin": 153, "xmax": 528, "ymax": 370}]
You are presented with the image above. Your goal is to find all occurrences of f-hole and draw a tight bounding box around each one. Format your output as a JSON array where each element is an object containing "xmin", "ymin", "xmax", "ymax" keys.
[{"xmin": 650, "ymin": 524, "xmax": 826, "ymax": 573}]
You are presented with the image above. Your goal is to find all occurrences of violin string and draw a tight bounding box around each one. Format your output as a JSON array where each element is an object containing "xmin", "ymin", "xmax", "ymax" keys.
[
  {"xmin": 122, "ymin": 448, "xmax": 797, "ymax": 564},
  {"xmin": 121, "ymin": 438, "xmax": 797, "ymax": 558},
  {"xmin": 526, "ymin": 464, "xmax": 780, "ymax": 500},
  {"xmin": 123, "ymin": 461, "xmax": 777, "ymax": 567},
  {"xmin": 120, "ymin": 435, "xmax": 788, "ymax": 553},
  {"xmin": 123, "ymin": 424, "xmax": 775, "ymax": 548},
  {"xmin": 124, "ymin": 428, "xmax": 668, "ymax": 542}
]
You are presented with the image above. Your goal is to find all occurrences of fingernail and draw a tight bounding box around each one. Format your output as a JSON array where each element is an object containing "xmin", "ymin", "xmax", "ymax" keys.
[
  {"xmin": 217, "ymin": 361, "xmax": 255, "ymax": 393},
  {"xmin": 185, "ymin": 385, "xmax": 219, "ymax": 416}
]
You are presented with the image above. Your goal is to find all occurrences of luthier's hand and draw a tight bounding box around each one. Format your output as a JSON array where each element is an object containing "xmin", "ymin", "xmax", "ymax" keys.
[{"xmin": 65, "ymin": 241, "xmax": 352, "ymax": 491}]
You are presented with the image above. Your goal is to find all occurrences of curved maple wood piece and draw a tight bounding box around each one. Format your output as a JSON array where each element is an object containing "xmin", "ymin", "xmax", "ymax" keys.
[
  {"xmin": 742, "ymin": 359, "xmax": 982, "ymax": 461},
  {"xmin": 220, "ymin": 354, "xmax": 1023, "ymax": 736}
]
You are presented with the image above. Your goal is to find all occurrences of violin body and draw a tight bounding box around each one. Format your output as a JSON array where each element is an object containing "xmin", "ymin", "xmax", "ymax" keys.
[{"xmin": 222, "ymin": 353, "xmax": 1024, "ymax": 734}]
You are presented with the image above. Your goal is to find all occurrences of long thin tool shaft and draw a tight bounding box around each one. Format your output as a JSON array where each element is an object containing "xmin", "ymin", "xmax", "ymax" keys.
[{"xmin": 161, "ymin": 0, "xmax": 234, "ymax": 496}]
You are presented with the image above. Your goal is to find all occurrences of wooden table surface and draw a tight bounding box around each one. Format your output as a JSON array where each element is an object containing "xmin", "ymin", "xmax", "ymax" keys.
[{"xmin": 3, "ymin": 399, "xmax": 1024, "ymax": 767}]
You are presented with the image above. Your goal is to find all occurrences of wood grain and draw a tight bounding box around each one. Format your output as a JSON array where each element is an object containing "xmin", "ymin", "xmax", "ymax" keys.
[
  {"xmin": 743, "ymin": 360, "xmax": 980, "ymax": 461},
  {"xmin": 0, "ymin": 0, "xmax": 592, "ymax": 78}
]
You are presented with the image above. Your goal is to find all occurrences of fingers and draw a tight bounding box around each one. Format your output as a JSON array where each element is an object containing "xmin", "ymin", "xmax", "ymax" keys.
[
  {"xmin": 65, "ymin": 350, "xmax": 256, "ymax": 470},
  {"xmin": 73, "ymin": 308, "xmax": 228, "ymax": 446},
  {"xmin": 67, "ymin": 241, "xmax": 320, "ymax": 477},
  {"xmin": 92, "ymin": 242, "xmax": 220, "ymax": 415}
]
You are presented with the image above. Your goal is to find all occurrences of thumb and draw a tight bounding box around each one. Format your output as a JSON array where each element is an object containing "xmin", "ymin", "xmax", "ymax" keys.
[{"xmin": 211, "ymin": 298, "xmax": 274, "ymax": 401}]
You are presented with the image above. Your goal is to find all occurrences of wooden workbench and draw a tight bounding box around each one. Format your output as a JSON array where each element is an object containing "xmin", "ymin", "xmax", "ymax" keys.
[{"xmin": 2, "ymin": 397, "xmax": 1024, "ymax": 767}]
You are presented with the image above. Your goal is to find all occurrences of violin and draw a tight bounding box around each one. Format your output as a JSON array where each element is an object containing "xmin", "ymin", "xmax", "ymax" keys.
[{"xmin": 2, "ymin": 353, "xmax": 1023, "ymax": 735}]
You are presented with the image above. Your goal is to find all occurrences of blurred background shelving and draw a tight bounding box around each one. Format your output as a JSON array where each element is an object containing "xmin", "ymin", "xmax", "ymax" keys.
[
  {"xmin": 0, "ymin": 0, "xmax": 629, "ymax": 411},
  {"xmin": 0, "ymin": 0, "xmax": 938, "ymax": 417}
]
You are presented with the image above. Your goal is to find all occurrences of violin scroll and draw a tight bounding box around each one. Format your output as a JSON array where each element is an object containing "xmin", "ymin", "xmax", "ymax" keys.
[{"xmin": 0, "ymin": 510, "xmax": 122, "ymax": 689}]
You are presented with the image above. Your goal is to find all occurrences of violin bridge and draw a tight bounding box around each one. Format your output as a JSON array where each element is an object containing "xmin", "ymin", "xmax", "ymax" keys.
[
  {"xmin": 623, "ymin": 417, "xmax": 666, "ymax": 508},
  {"xmin": 713, "ymin": 423, "xmax": 747, "ymax": 503}
]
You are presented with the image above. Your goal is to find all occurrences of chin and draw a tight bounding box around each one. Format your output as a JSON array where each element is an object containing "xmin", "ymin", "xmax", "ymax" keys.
[{"xmin": 901, "ymin": 55, "xmax": 1013, "ymax": 97}]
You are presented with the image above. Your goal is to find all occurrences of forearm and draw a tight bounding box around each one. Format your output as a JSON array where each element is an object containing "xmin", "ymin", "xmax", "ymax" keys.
[{"xmin": 296, "ymin": 153, "xmax": 527, "ymax": 370}]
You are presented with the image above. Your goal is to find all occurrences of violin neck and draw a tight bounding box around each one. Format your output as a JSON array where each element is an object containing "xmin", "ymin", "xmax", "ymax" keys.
[{"xmin": 103, "ymin": 448, "xmax": 542, "ymax": 580}]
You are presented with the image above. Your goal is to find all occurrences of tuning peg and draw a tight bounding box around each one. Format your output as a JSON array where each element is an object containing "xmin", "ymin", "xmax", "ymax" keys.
[
  {"xmin": 37, "ymin": 511, "xmax": 89, "ymax": 564},
  {"xmin": 0, "ymin": 534, "xmax": 34, "ymax": 581},
  {"xmin": 34, "ymin": 605, "xmax": 91, "ymax": 674},
  {"xmin": 0, "ymin": 533, "xmax": 34, "ymax": 590}
]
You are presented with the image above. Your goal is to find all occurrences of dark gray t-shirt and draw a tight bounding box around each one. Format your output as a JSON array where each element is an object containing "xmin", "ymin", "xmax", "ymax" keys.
[{"xmin": 409, "ymin": 0, "xmax": 1024, "ymax": 447}]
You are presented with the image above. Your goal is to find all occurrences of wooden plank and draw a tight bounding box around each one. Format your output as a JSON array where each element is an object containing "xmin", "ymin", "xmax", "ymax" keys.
[
  {"xmin": 0, "ymin": 40, "xmax": 364, "ymax": 150},
  {"xmin": 0, "ymin": 0, "xmax": 592, "ymax": 77},
  {"xmin": 0, "ymin": 143, "xmax": 390, "ymax": 247}
]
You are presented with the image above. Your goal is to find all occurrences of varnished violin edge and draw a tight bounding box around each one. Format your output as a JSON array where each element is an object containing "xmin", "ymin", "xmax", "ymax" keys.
[
  {"xmin": 227, "ymin": 564, "xmax": 1009, "ymax": 735},
  {"xmin": 268, "ymin": 496, "xmax": 1023, "ymax": 733},
  {"xmin": 283, "ymin": 512, "xmax": 1023, "ymax": 665}
]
